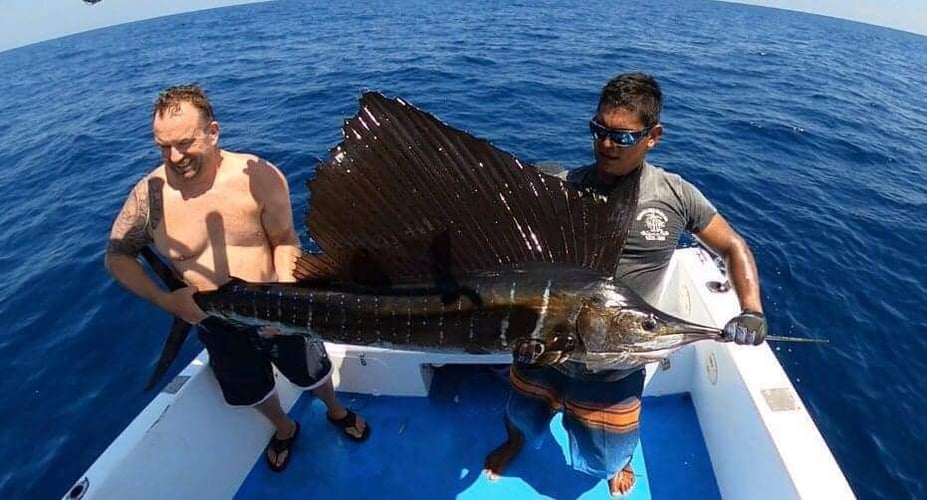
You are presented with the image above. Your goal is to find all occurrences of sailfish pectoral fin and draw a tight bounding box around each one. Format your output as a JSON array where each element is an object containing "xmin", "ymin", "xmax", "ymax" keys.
[{"xmin": 429, "ymin": 230, "xmax": 484, "ymax": 307}]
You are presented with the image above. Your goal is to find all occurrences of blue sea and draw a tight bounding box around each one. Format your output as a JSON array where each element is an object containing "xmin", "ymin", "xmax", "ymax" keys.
[{"xmin": 0, "ymin": 0, "xmax": 925, "ymax": 498}]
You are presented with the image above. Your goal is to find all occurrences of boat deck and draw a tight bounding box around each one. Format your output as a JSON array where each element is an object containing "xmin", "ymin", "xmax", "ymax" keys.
[{"xmin": 235, "ymin": 365, "xmax": 720, "ymax": 499}]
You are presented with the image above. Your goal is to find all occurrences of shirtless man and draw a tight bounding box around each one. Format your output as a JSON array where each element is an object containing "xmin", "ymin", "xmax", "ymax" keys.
[{"xmin": 105, "ymin": 85, "xmax": 368, "ymax": 472}]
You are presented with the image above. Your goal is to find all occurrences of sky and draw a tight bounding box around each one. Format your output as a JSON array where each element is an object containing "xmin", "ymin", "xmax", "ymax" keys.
[
  {"xmin": 726, "ymin": 0, "xmax": 927, "ymax": 37},
  {"xmin": 1, "ymin": 0, "xmax": 925, "ymax": 53},
  {"xmin": 0, "ymin": 0, "xmax": 266, "ymax": 53}
]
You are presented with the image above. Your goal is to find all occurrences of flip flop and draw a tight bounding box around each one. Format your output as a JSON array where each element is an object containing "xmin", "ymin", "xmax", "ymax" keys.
[
  {"xmin": 327, "ymin": 410, "xmax": 371, "ymax": 442},
  {"xmin": 266, "ymin": 421, "xmax": 300, "ymax": 473}
]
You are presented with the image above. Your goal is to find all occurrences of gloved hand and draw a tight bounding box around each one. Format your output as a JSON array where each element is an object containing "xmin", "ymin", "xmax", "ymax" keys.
[{"xmin": 722, "ymin": 310, "xmax": 767, "ymax": 345}]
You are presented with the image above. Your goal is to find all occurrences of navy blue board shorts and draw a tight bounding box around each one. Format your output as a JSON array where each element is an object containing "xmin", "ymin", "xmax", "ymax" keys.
[
  {"xmin": 506, "ymin": 364, "xmax": 645, "ymax": 479},
  {"xmin": 197, "ymin": 318, "xmax": 333, "ymax": 407}
]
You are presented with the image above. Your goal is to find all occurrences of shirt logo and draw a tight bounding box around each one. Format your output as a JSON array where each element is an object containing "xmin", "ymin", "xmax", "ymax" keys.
[{"xmin": 637, "ymin": 208, "xmax": 669, "ymax": 241}]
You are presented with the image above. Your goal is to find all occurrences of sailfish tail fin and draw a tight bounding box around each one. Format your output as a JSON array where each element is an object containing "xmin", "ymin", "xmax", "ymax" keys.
[
  {"xmin": 139, "ymin": 246, "xmax": 193, "ymax": 392},
  {"xmin": 143, "ymin": 317, "xmax": 193, "ymax": 391}
]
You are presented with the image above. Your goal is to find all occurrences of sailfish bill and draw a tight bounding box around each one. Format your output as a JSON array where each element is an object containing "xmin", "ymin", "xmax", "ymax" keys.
[{"xmin": 142, "ymin": 91, "xmax": 732, "ymax": 388}]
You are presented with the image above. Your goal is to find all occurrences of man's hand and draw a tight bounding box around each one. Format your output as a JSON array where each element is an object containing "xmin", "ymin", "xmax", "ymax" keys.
[
  {"xmin": 722, "ymin": 310, "xmax": 767, "ymax": 345},
  {"xmin": 160, "ymin": 286, "xmax": 209, "ymax": 324}
]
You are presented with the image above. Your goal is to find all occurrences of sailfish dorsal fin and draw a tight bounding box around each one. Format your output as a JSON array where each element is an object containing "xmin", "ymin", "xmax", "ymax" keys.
[{"xmin": 295, "ymin": 92, "xmax": 639, "ymax": 284}]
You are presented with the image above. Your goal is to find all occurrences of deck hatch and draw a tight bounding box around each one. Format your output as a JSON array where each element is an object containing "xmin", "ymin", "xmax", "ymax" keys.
[{"xmin": 761, "ymin": 387, "xmax": 800, "ymax": 412}]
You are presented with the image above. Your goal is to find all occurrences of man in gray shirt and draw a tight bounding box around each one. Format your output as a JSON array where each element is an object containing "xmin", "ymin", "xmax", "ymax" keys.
[{"xmin": 484, "ymin": 73, "xmax": 767, "ymax": 496}]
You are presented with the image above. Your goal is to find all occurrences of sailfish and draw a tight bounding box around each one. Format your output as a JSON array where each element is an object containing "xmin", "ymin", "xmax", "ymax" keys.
[{"xmin": 141, "ymin": 92, "xmax": 735, "ymax": 390}]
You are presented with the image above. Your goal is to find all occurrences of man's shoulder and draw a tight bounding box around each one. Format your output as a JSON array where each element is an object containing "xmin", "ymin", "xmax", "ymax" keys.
[
  {"xmin": 225, "ymin": 150, "xmax": 262, "ymax": 163},
  {"xmin": 222, "ymin": 151, "xmax": 288, "ymax": 201},
  {"xmin": 643, "ymin": 162, "xmax": 684, "ymax": 182},
  {"xmin": 640, "ymin": 163, "xmax": 716, "ymax": 222},
  {"xmin": 127, "ymin": 167, "xmax": 164, "ymax": 196},
  {"xmin": 224, "ymin": 151, "xmax": 281, "ymax": 176},
  {"xmin": 642, "ymin": 162, "xmax": 698, "ymax": 193},
  {"xmin": 564, "ymin": 163, "xmax": 596, "ymax": 184}
]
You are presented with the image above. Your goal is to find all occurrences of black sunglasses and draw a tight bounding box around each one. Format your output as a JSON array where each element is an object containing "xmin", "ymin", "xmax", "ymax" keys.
[{"xmin": 589, "ymin": 119, "xmax": 653, "ymax": 148}]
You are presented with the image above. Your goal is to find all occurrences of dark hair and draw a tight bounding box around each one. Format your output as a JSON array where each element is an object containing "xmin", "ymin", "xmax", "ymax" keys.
[
  {"xmin": 152, "ymin": 84, "xmax": 216, "ymax": 124},
  {"xmin": 598, "ymin": 73, "xmax": 662, "ymax": 127}
]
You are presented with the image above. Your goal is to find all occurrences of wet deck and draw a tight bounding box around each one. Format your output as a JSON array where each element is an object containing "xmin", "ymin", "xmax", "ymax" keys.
[{"xmin": 235, "ymin": 365, "xmax": 720, "ymax": 499}]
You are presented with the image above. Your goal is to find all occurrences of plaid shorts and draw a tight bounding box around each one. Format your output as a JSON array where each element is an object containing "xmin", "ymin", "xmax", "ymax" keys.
[{"xmin": 506, "ymin": 364, "xmax": 645, "ymax": 478}]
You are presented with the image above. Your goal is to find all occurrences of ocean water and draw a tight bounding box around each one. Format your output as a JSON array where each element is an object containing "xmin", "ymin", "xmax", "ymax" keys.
[{"xmin": 0, "ymin": 0, "xmax": 925, "ymax": 498}]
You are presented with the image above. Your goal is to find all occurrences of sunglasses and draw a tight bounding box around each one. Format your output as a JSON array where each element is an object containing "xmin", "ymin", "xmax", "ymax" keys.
[{"xmin": 589, "ymin": 118, "xmax": 653, "ymax": 148}]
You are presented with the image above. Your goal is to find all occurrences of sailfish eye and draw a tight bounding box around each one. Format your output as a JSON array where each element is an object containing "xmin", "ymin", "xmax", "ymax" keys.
[{"xmin": 642, "ymin": 315, "xmax": 658, "ymax": 331}]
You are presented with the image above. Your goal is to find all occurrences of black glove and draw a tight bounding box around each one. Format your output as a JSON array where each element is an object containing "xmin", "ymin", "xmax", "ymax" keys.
[{"xmin": 722, "ymin": 310, "xmax": 767, "ymax": 345}]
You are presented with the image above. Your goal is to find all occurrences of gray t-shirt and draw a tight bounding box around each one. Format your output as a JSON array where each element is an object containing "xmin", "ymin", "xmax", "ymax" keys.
[
  {"xmin": 565, "ymin": 162, "xmax": 717, "ymax": 303},
  {"xmin": 549, "ymin": 162, "xmax": 717, "ymax": 381}
]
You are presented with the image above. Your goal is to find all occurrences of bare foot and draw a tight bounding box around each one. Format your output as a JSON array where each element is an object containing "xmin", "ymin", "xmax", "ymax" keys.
[
  {"xmin": 483, "ymin": 437, "xmax": 524, "ymax": 481},
  {"xmin": 608, "ymin": 464, "xmax": 635, "ymax": 497}
]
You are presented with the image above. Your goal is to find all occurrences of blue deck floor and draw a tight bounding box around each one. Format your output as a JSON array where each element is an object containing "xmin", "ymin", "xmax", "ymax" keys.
[{"xmin": 235, "ymin": 365, "xmax": 720, "ymax": 499}]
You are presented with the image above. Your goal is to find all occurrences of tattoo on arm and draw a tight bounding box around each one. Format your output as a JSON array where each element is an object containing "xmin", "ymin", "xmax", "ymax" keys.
[{"xmin": 106, "ymin": 184, "xmax": 152, "ymax": 257}]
